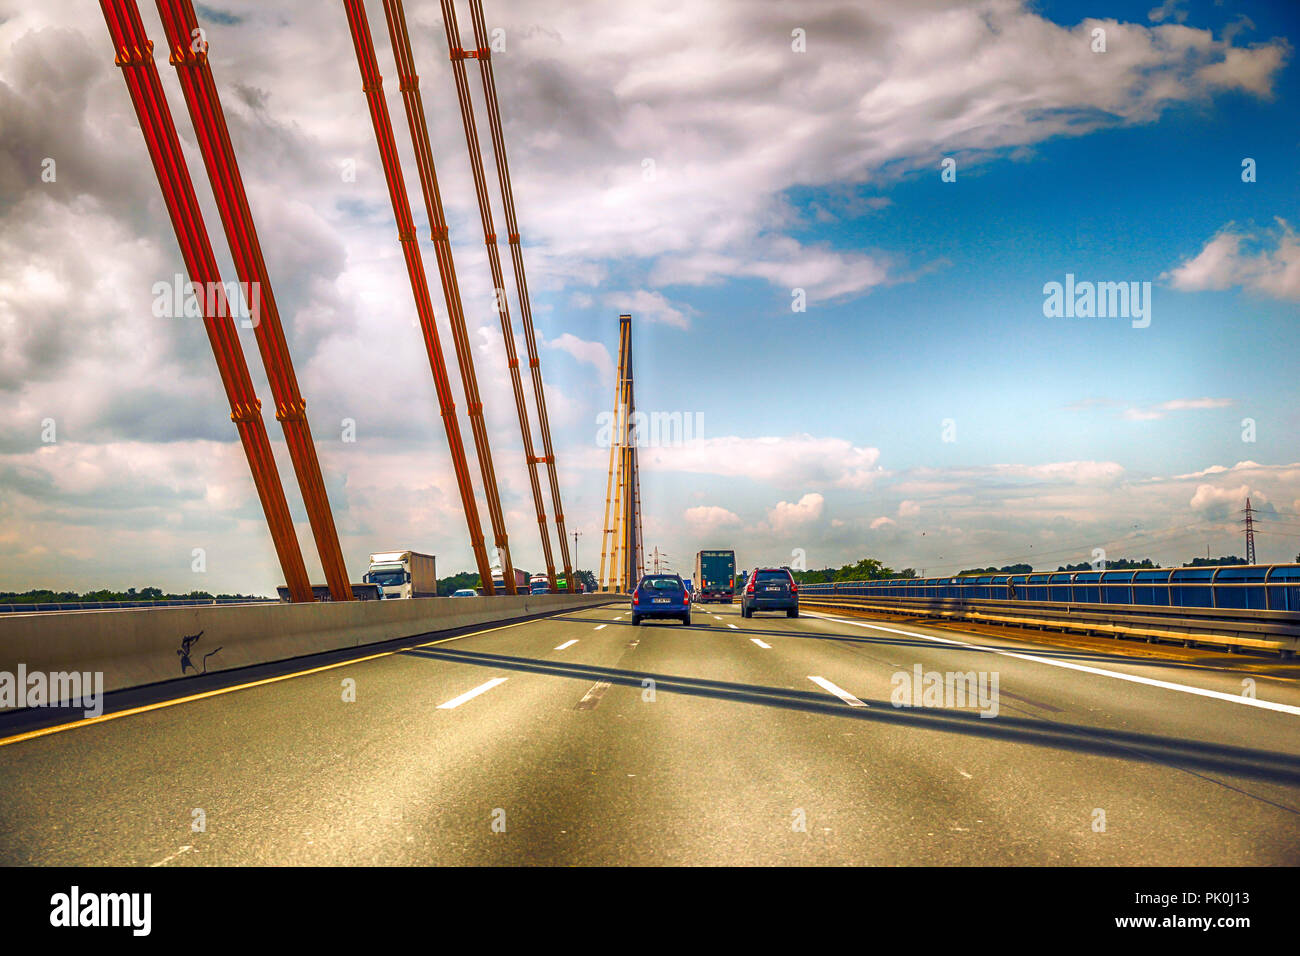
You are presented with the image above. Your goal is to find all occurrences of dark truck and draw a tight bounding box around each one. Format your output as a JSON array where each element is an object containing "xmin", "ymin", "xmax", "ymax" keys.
[{"xmin": 694, "ymin": 549, "xmax": 736, "ymax": 603}]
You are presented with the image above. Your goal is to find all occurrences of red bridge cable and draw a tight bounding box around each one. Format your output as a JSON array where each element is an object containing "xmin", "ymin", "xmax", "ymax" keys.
[
  {"xmin": 341, "ymin": 0, "xmax": 496, "ymax": 594},
  {"xmin": 155, "ymin": 0, "xmax": 353, "ymax": 601},
  {"xmin": 380, "ymin": 0, "xmax": 522, "ymax": 593},
  {"xmin": 438, "ymin": 0, "xmax": 568, "ymax": 591},
  {"xmin": 462, "ymin": 0, "xmax": 575, "ymax": 590},
  {"xmin": 99, "ymin": 0, "xmax": 314, "ymax": 602}
]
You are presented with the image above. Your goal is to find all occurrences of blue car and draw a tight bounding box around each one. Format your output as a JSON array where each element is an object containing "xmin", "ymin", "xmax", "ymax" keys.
[{"xmin": 631, "ymin": 574, "xmax": 692, "ymax": 626}]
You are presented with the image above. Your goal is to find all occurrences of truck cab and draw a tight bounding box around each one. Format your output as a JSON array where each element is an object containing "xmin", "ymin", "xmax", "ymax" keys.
[{"xmin": 364, "ymin": 550, "xmax": 437, "ymax": 599}]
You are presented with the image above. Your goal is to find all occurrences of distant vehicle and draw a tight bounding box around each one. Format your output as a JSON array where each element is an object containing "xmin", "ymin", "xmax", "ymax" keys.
[
  {"xmin": 631, "ymin": 573, "xmax": 691, "ymax": 626},
  {"xmin": 277, "ymin": 583, "xmax": 382, "ymax": 602},
  {"xmin": 529, "ymin": 573, "xmax": 551, "ymax": 594},
  {"xmin": 741, "ymin": 567, "xmax": 798, "ymax": 618},
  {"xmin": 694, "ymin": 550, "xmax": 736, "ymax": 603},
  {"xmin": 364, "ymin": 551, "xmax": 437, "ymax": 599},
  {"xmin": 450, "ymin": 588, "xmax": 478, "ymax": 598},
  {"xmin": 491, "ymin": 568, "xmax": 530, "ymax": 594}
]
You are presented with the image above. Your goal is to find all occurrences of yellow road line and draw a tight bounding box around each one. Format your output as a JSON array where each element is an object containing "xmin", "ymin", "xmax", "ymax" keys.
[{"xmin": 0, "ymin": 617, "xmax": 540, "ymax": 749}]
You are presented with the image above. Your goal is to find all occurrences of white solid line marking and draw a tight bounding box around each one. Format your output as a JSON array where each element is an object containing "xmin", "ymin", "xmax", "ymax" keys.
[
  {"xmin": 804, "ymin": 612, "xmax": 1300, "ymax": 717},
  {"xmin": 808, "ymin": 675, "xmax": 868, "ymax": 708},
  {"xmin": 554, "ymin": 639, "xmax": 579, "ymax": 650},
  {"xmin": 151, "ymin": 846, "xmax": 193, "ymax": 867},
  {"xmin": 750, "ymin": 638, "xmax": 771, "ymax": 649},
  {"xmin": 727, "ymin": 623, "xmax": 739, "ymax": 630},
  {"xmin": 594, "ymin": 624, "xmax": 607, "ymax": 630},
  {"xmin": 437, "ymin": 677, "xmax": 508, "ymax": 709}
]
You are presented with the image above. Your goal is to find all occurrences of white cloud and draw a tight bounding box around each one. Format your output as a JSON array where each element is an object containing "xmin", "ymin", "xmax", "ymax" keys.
[
  {"xmin": 898, "ymin": 500, "xmax": 921, "ymax": 518},
  {"xmin": 1121, "ymin": 397, "xmax": 1233, "ymax": 421},
  {"xmin": 1189, "ymin": 483, "xmax": 1263, "ymax": 516},
  {"xmin": 641, "ymin": 434, "xmax": 881, "ymax": 489},
  {"xmin": 870, "ymin": 516, "xmax": 896, "ymax": 530},
  {"xmin": 1197, "ymin": 43, "xmax": 1289, "ymax": 97},
  {"xmin": 543, "ymin": 332, "xmax": 615, "ymax": 385},
  {"xmin": 1147, "ymin": 0, "xmax": 1188, "ymax": 25},
  {"xmin": 684, "ymin": 505, "xmax": 741, "ymax": 531},
  {"xmin": 1165, "ymin": 220, "xmax": 1300, "ymax": 302},
  {"xmin": 600, "ymin": 290, "xmax": 692, "ymax": 329},
  {"xmin": 767, "ymin": 493, "xmax": 824, "ymax": 534}
]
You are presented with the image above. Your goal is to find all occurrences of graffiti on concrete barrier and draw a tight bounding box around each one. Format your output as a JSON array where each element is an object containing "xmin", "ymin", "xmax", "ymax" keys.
[{"xmin": 177, "ymin": 630, "xmax": 222, "ymax": 676}]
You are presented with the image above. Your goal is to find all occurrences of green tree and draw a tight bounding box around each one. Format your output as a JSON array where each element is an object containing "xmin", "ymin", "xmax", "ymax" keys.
[
  {"xmin": 437, "ymin": 571, "xmax": 482, "ymax": 596},
  {"xmin": 834, "ymin": 558, "xmax": 896, "ymax": 581}
]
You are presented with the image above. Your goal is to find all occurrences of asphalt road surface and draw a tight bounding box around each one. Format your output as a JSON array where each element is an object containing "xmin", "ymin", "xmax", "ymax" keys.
[{"xmin": 2, "ymin": 600, "xmax": 1297, "ymax": 865}]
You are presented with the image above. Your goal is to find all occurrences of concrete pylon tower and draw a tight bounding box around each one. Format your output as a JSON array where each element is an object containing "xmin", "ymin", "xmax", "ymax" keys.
[{"xmin": 599, "ymin": 314, "xmax": 643, "ymax": 592}]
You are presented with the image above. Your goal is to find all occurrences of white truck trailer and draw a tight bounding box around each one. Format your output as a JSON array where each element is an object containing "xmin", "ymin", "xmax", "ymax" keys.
[{"xmin": 364, "ymin": 551, "xmax": 437, "ymax": 599}]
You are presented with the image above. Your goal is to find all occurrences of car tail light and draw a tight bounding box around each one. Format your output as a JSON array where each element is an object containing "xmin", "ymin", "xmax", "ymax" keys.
[
  {"xmin": 746, "ymin": 580, "xmax": 755, "ymax": 594},
  {"xmin": 791, "ymin": 582, "xmax": 799, "ymax": 594},
  {"xmin": 633, "ymin": 591, "xmax": 640, "ymax": 605},
  {"xmin": 683, "ymin": 592, "xmax": 690, "ymax": 604}
]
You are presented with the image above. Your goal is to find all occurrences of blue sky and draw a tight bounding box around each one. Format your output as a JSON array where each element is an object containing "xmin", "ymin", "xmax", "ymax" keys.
[
  {"xmin": 553, "ymin": 1, "xmax": 1299, "ymax": 474},
  {"xmin": 0, "ymin": 0, "xmax": 1298, "ymax": 592}
]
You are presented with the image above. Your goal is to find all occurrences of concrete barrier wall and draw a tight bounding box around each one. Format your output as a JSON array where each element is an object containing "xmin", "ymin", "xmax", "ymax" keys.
[{"xmin": 0, "ymin": 593, "xmax": 620, "ymax": 706}]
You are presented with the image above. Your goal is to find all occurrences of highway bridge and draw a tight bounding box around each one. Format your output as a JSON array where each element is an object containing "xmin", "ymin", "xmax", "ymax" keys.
[
  {"xmin": 2, "ymin": 596, "xmax": 1297, "ymax": 866},
  {"xmin": 1, "ymin": 0, "xmax": 1296, "ymax": 883}
]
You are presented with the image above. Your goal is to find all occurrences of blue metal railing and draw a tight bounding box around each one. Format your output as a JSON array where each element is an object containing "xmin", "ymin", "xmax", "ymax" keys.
[{"xmin": 799, "ymin": 564, "xmax": 1300, "ymax": 612}]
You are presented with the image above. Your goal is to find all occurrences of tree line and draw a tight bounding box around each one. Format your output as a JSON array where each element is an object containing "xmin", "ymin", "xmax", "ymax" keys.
[{"xmin": 0, "ymin": 587, "xmax": 266, "ymax": 604}]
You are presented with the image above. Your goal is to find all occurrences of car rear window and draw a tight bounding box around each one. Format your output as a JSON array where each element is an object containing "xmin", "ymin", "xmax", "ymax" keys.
[
  {"xmin": 640, "ymin": 577, "xmax": 683, "ymax": 590},
  {"xmin": 754, "ymin": 570, "xmax": 792, "ymax": 582}
]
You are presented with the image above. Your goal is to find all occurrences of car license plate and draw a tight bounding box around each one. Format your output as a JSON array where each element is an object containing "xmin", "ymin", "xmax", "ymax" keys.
[
  {"xmin": 765, "ymin": 586, "xmax": 780, "ymax": 591},
  {"xmin": 654, "ymin": 598, "xmax": 670, "ymax": 603}
]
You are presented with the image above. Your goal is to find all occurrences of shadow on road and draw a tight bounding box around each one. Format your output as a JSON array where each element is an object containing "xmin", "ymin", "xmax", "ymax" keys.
[{"xmin": 401, "ymin": 644, "xmax": 1300, "ymax": 795}]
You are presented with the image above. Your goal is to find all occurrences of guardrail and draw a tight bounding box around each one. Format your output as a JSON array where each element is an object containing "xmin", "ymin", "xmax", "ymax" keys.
[
  {"xmin": 800, "ymin": 563, "xmax": 1300, "ymax": 611},
  {"xmin": 799, "ymin": 592, "xmax": 1300, "ymax": 657}
]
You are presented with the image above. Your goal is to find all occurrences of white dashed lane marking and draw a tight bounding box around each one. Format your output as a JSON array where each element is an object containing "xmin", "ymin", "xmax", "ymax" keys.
[
  {"xmin": 437, "ymin": 678, "xmax": 508, "ymax": 710},
  {"xmin": 808, "ymin": 675, "xmax": 868, "ymax": 708}
]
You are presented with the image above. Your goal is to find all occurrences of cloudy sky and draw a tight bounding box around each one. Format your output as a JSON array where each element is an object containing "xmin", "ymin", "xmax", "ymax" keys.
[{"xmin": 1, "ymin": 0, "xmax": 1298, "ymax": 594}]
